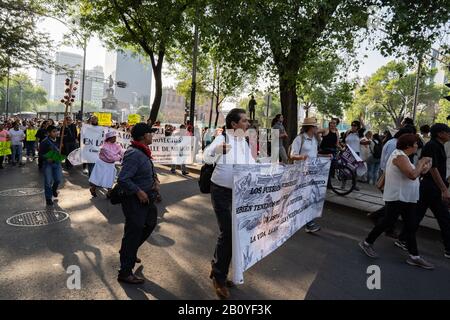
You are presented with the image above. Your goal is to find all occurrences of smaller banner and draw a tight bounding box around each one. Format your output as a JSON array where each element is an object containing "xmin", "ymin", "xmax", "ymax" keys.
[
  {"xmin": 128, "ymin": 114, "xmax": 141, "ymax": 125},
  {"xmin": 0, "ymin": 141, "xmax": 12, "ymax": 156},
  {"xmin": 94, "ymin": 113, "xmax": 112, "ymax": 126},
  {"xmin": 26, "ymin": 129, "xmax": 37, "ymax": 141}
]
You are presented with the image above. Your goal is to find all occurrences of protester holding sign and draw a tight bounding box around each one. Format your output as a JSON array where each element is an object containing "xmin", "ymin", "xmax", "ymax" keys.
[
  {"xmin": 0, "ymin": 122, "xmax": 10, "ymax": 169},
  {"xmin": 89, "ymin": 131, "xmax": 124, "ymax": 198},
  {"xmin": 203, "ymin": 108, "xmax": 256, "ymax": 299},
  {"xmin": 289, "ymin": 117, "xmax": 322, "ymax": 233},
  {"xmin": 86, "ymin": 116, "xmax": 99, "ymax": 177},
  {"xmin": 39, "ymin": 125, "xmax": 63, "ymax": 206}
]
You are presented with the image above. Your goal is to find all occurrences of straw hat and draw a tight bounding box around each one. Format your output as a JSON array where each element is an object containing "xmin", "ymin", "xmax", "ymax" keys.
[{"xmin": 300, "ymin": 117, "xmax": 318, "ymax": 126}]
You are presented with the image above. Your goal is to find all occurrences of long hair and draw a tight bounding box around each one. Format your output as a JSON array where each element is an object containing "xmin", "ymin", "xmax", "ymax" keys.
[{"xmin": 271, "ymin": 114, "xmax": 282, "ymax": 127}]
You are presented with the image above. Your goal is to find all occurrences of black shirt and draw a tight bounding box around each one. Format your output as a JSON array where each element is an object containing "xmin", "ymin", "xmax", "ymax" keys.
[{"xmin": 421, "ymin": 138, "xmax": 448, "ymax": 189}]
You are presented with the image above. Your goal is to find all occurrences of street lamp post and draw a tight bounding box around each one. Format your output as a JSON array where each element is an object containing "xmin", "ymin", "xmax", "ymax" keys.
[
  {"xmin": 5, "ymin": 67, "xmax": 10, "ymax": 117},
  {"xmin": 80, "ymin": 38, "xmax": 87, "ymax": 118}
]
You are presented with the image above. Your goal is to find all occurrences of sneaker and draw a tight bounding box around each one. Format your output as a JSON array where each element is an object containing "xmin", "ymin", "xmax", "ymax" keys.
[
  {"xmin": 394, "ymin": 240, "xmax": 408, "ymax": 251},
  {"xmin": 406, "ymin": 256, "xmax": 435, "ymax": 270},
  {"xmin": 359, "ymin": 241, "xmax": 378, "ymax": 258},
  {"xmin": 209, "ymin": 272, "xmax": 229, "ymax": 300},
  {"xmin": 170, "ymin": 169, "xmax": 176, "ymax": 174},
  {"xmin": 52, "ymin": 190, "xmax": 59, "ymax": 198},
  {"xmin": 46, "ymin": 199, "xmax": 54, "ymax": 206},
  {"xmin": 182, "ymin": 171, "xmax": 189, "ymax": 175},
  {"xmin": 305, "ymin": 222, "xmax": 321, "ymax": 233},
  {"xmin": 445, "ymin": 251, "xmax": 450, "ymax": 259}
]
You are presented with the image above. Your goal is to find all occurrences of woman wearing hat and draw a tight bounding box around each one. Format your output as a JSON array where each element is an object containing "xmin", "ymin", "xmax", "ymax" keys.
[
  {"xmin": 89, "ymin": 131, "xmax": 124, "ymax": 197},
  {"xmin": 289, "ymin": 117, "xmax": 322, "ymax": 233}
]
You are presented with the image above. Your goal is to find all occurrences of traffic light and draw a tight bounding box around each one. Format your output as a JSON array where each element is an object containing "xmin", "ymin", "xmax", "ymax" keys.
[{"xmin": 116, "ymin": 81, "xmax": 127, "ymax": 88}]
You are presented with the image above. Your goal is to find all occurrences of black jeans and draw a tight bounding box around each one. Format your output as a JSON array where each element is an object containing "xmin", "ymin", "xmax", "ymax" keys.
[
  {"xmin": 399, "ymin": 183, "xmax": 450, "ymax": 252},
  {"xmin": 210, "ymin": 182, "xmax": 232, "ymax": 285},
  {"xmin": 366, "ymin": 201, "xmax": 419, "ymax": 256},
  {"xmin": 119, "ymin": 194, "xmax": 158, "ymax": 276}
]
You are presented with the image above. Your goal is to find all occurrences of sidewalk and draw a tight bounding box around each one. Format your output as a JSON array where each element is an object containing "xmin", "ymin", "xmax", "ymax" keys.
[
  {"xmin": 168, "ymin": 164, "xmax": 440, "ymax": 231},
  {"xmin": 326, "ymin": 182, "xmax": 440, "ymax": 231}
]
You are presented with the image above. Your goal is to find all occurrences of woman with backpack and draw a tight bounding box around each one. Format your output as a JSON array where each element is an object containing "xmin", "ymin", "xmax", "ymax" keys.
[{"xmin": 367, "ymin": 133, "xmax": 382, "ymax": 185}]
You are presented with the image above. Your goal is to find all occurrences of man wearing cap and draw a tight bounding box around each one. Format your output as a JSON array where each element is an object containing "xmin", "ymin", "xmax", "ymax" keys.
[
  {"xmin": 397, "ymin": 123, "xmax": 450, "ymax": 259},
  {"xmin": 117, "ymin": 123, "xmax": 160, "ymax": 284}
]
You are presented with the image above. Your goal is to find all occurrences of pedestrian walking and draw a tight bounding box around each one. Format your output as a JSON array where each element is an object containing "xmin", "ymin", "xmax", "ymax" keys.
[
  {"xmin": 89, "ymin": 131, "xmax": 123, "ymax": 198},
  {"xmin": 9, "ymin": 121, "xmax": 25, "ymax": 166},
  {"xmin": 39, "ymin": 125, "xmax": 63, "ymax": 206},
  {"xmin": 203, "ymin": 108, "xmax": 256, "ymax": 299},
  {"xmin": 359, "ymin": 133, "xmax": 434, "ymax": 269},
  {"xmin": 271, "ymin": 114, "xmax": 289, "ymax": 164},
  {"xmin": 289, "ymin": 117, "xmax": 323, "ymax": 233},
  {"xmin": 117, "ymin": 123, "xmax": 159, "ymax": 284},
  {"xmin": 397, "ymin": 123, "xmax": 450, "ymax": 259}
]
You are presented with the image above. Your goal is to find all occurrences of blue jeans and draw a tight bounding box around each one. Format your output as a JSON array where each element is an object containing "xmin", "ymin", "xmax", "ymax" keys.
[
  {"xmin": 11, "ymin": 144, "xmax": 23, "ymax": 164},
  {"xmin": 26, "ymin": 141, "xmax": 36, "ymax": 157},
  {"xmin": 367, "ymin": 159, "xmax": 380, "ymax": 184},
  {"xmin": 43, "ymin": 161, "xmax": 62, "ymax": 200}
]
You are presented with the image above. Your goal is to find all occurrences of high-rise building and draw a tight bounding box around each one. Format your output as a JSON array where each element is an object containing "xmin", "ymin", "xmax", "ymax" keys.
[
  {"xmin": 104, "ymin": 50, "xmax": 152, "ymax": 109},
  {"xmin": 35, "ymin": 67, "xmax": 53, "ymax": 100},
  {"xmin": 84, "ymin": 66, "xmax": 105, "ymax": 108},
  {"xmin": 53, "ymin": 52, "xmax": 83, "ymax": 102}
]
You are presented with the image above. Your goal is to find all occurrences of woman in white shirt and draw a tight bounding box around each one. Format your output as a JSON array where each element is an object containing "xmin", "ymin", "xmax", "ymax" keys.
[
  {"xmin": 203, "ymin": 108, "xmax": 256, "ymax": 299},
  {"xmin": 359, "ymin": 134, "xmax": 434, "ymax": 269},
  {"xmin": 289, "ymin": 117, "xmax": 322, "ymax": 233},
  {"xmin": 344, "ymin": 120, "xmax": 366, "ymax": 155}
]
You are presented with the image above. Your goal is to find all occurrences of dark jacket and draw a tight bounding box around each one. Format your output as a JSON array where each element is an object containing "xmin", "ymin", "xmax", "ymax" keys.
[
  {"xmin": 118, "ymin": 146, "xmax": 156, "ymax": 195},
  {"xmin": 60, "ymin": 123, "xmax": 78, "ymax": 144},
  {"xmin": 39, "ymin": 137, "xmax": 60, "ymax": 156}
]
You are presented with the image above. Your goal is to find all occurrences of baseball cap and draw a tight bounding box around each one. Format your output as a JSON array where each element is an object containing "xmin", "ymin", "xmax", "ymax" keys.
[{"xmin": 131, "ymin": 123, "xmax": 158, "ymax": 140}]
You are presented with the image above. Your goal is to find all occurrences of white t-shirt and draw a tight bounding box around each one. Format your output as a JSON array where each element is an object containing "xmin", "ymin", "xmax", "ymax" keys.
[
  {"xmin": 346, "ymin": 132, "xmax": 361, "ymax": 154},
  {"xmin": 383, "ymin": 149, "xmax": 419, "ymax": 203},
  {"xmin": 290, "ymin": 133, "xmax": 318, "ymax": 164},
  {"xmin": 203, "ymin": 133, "xmax": 256, "ymax": 189},
  {"xmin": 8, "ymin": 128, "xmax": 25, "ymax": 146}
]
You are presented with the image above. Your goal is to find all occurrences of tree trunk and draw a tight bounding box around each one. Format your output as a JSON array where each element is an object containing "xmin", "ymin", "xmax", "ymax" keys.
[
  {"xmin": 279, "ymin": 74, "xmax": 298, "ymax": 146},
  {"xmin": 149, "ymin": 52, "xmax": 164, "ymax": 123}
]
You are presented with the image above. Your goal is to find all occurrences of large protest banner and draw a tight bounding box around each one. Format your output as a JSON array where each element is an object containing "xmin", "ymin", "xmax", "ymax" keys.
[
  {"xmin": 79, "ymin": 124, "xmax": 194, "ymax": 164},
  {"xmin": 231, "ymin": 158, "xmax": 331, "ymax": 283}
]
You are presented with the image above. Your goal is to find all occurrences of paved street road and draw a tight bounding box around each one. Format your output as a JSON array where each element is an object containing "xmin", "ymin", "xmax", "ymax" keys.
[{"xmin": 1, "ymin": 161, "xmax": 450, "ymax": 300}]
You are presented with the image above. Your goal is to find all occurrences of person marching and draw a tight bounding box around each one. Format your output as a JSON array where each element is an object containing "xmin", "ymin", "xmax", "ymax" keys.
[
  {"xmin": 39, "ymin": 125, "xmax": 63, "ymax": 206},
  {"xmin": 204, "ymin": 108, "xmax": 256, "ymax": 299},
  {"xmin": 89, "ymin": 131, "xmax": 124, "ymax": 198},
  {"xmin": 289, "ymin": 117, "xmax": 323, "ymax": 233},
  {"xmin": 117, "ymin": 123, "xmax": 160, "ymax": 284}
]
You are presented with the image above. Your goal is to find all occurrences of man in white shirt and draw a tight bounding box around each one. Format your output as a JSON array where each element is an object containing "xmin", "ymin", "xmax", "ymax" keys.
[{"xmin": 9, "ymin": 121, "xmax": 25, "ymax": 166}]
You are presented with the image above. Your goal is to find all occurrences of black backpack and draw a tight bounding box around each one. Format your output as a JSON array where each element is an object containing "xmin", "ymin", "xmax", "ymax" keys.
[
  {"xmin": 371, "ymin": 140, "xmax": 382, "ymax": 159},
  {"xmin": 198, "ymin": 131, "xmax": 227, "ymax": 194}
]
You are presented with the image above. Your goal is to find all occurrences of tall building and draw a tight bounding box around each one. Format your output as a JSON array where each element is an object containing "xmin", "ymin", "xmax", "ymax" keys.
[
  {"xmin": 84, "ymin": 66, "xmax": 105, "ymax": 108},
  {"xmin": 35, "ymin": 67, "xmax": 52, "ymax": 100},
  {"xmin": 429, "ymin": 48, "xmax": 447, "ymax": 85},
  {"xmin": 53, "ymin": 52, "xmax": 83, "ymax": 102},
  {"xmin": 104, "ymin": 50, "xmax": 152, "ymax": 109},
  {"xmin": 159, "ymin": 87, "xmax": 186, "ymax": 123}
]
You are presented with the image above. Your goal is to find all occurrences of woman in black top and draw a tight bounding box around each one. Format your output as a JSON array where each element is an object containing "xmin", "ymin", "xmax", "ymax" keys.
[{"xmin": 318, "ymin": 118, "xmax": 340, "ymax": 156}]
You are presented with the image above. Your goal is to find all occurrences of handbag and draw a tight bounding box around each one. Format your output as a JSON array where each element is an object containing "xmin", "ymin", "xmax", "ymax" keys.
[
  {"xmin": 109, "ymin": 183, "xmax": 126, "ymax": 205},
  {"xmin": 376, "ymin": 171, "xmax": 385, "ymax": 191}
]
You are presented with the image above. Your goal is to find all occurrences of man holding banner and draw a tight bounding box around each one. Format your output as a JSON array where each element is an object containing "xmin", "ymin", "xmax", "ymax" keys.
[{"xmin": 203, "ymin": 108, "xmax": 256, "ymax": 299}]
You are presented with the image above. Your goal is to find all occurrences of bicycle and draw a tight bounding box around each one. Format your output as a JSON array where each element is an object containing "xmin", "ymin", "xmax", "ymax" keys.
[{"xmin": 327, "ymin": 148, "xmax": 357, "ymax": 196}]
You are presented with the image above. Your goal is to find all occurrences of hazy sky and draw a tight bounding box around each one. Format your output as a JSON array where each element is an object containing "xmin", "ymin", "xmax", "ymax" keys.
[{"xmin": 32, "ymin": 17, "xmax": 393, "ymax": 104}]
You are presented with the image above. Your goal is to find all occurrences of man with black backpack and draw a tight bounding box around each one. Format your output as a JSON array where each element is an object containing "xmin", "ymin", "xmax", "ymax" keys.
[{"xmin": 367, "ymin": 133, "xmax": 382, "ymax": 185}]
